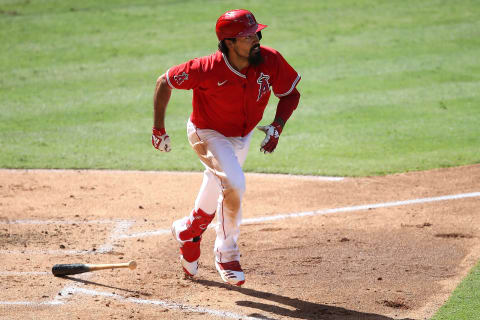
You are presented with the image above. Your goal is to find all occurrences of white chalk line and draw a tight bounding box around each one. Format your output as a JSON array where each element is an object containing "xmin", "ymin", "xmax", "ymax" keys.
[
  {"xmin": 0, "ymin": 219, "xmax": 136, "ymax": 255},
  {"xmin": 109, "ymin": 191, "xmax": 480, "ymax": 239},
  {"xmin": 96, "ymin": 220, "xmax": 134, "ymax": 253},
  {"xmin": 0, "ymin": 271, "xmax": 49, "ymax": 276},
  {"xmin": 72, "ymin": 287, "xmax": 260, "ymax": 320},
  {"xmin": 0, "ymin": 300, "xmax": 61, "ymax": 306},
  {"xmin": 117, "ymin": 229, "xmax": 171, "ymax": 239},
  {"xmin": 0, "ymin": 286, "xmax": 259, "ymax": 319},
  {"xmin": 242, "ymin": 191, "xmax": 480, "ymax": 224},
  {"xmin": 0, "ymin": 249, "xmax": 94, "ymax": 255},
  {"xmin": 1, "ymin": 190, "xmax": 479, "ymax": 318}
]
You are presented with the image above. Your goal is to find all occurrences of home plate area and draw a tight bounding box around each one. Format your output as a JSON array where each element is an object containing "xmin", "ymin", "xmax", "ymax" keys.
[{"xmin": 0, "ymin": 166, "xmax": 479, "ymax": 319}]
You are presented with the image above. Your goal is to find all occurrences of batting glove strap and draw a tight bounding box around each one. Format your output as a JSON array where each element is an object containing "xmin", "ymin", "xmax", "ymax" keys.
[
  {"xmin": 152, "ymin": 127, "xmax": 171, "ymax": 152},
  {"xmin": 257, "ymin": 121, "xmax": 283, "ymax": 154}
]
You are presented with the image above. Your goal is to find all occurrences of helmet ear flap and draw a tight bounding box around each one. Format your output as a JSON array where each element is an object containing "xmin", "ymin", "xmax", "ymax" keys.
[{"xmin": 257, "ymin": 31, "xmax": 262, "ymax": 41}]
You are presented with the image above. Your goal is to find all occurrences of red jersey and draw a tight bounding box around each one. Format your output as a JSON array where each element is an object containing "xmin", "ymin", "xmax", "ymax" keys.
[{"xmin": 165, "ymin": 46, "xmax": 301, "ymax": 137}]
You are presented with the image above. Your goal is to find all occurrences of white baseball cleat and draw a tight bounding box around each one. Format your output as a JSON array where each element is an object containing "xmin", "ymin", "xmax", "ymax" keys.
[
  {"xmin": 180, "ymin": 256, "xmax": 198, "ymax": 276},
  {"xmin": 215, "ymin": 260, "xmax": 245, "ymax": 286}
]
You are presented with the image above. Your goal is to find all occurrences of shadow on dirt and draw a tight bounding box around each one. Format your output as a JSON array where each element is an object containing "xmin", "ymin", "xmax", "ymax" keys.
[
  {"xmin": 193, "ymin": 279, "xmax": 414, "ymax": 320},
  {"xmin": 59, "ymin": 275, "xmax": 152, "ymax": 297}
]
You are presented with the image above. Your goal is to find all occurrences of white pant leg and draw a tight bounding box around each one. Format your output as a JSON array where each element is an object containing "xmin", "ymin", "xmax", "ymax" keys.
[
  {"xmin": 209, "ymin": 134, "xmax": 250, "ymax": 263},
  {"xmin": 187, "ymin": 120, "xmax": 252, "ymax": 263},
  {"xmin": 194, "ymin": 169, "xmax": 221, "ymax": 215}
]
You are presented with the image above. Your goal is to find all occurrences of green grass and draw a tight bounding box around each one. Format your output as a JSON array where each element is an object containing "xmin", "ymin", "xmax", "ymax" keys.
[
  {"xmin": 431, "ymin": 261, "xmax": 480, "ymax": 320},
  {"xmin": 1, "ymin": 1, "xmax": 480, "ymax": 318},
  {"xmin": 1, "ymin": 0, "xmax": 479, "ymax": 175}
]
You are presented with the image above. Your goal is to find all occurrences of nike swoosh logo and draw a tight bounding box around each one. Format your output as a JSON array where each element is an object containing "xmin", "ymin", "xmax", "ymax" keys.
[{"xmin": 217, "ymin": 80, "xmax": 228, "ymax": 86}]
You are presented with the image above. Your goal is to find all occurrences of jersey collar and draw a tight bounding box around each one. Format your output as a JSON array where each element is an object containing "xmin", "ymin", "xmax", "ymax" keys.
[{"xmin": 221, "ymin": 53, "xmax": 247, "ymax": 79}]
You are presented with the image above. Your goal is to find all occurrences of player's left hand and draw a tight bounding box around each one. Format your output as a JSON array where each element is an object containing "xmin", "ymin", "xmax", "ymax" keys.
[
  {"xmin": 257, "ymin": 122, "xmax": 283, "ymax": 154},
  {"xmin": 152, "ymin": 127, "xmax": 171, "ymax": 152}
]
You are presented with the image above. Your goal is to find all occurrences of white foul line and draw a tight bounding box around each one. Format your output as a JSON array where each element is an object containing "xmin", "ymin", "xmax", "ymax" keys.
[
  {"xmin": 116, "ymin": 191, "xmax": 480, "ymax": 238},
  {"xmin": 242, "ymin": 191, "xmax": 480, "ymax": 224}
]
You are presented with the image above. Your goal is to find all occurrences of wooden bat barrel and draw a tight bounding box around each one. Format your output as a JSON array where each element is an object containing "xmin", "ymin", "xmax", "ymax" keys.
[
  {"xmin": 52, "ymin": 261, "xmax": 137, "ymax": 276},
  {"xmin": 52, "ymin": 263, "xmax": 91, "ymax": 276}
]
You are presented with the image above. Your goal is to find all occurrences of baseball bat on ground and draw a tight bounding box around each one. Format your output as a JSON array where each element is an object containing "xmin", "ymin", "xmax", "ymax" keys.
[{"xmin": 52, "ymin": 260, "xmax": 137, "ymax": 276}]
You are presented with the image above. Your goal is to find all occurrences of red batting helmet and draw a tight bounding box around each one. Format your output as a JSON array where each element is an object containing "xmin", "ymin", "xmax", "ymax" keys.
[{"xmin": 215, "ymin": 9, "xmax": 267, "ymax": 41}]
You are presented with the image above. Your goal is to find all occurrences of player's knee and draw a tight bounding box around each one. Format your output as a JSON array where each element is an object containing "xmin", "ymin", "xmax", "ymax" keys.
[
  {"xmin": 223, "ymin": 188, "xmax": 242, "ymax": 213},
  {"xmin": 223, "ymin": 174, "xmax": 245, "ymax": 213}
]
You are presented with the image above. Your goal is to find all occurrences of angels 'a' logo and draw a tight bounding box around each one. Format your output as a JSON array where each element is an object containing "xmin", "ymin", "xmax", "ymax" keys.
[
  {"xmin": 256, "ymin": 72, "xmax": 271, "ymax": 101},
  {"xmin": 173, "ymin": 72, "xmax": 188, "ymax": 85}
]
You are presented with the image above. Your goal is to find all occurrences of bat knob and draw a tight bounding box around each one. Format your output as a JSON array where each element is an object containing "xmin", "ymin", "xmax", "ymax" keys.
[{"xmin": 128, "ymin": 260, "xmax": 137, "ymax": 270}]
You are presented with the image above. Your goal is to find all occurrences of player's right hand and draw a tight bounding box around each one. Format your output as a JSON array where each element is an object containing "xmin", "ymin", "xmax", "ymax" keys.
[{"xmin": 152, "ymin": 127, "xmax": 171, "ymax": 152}]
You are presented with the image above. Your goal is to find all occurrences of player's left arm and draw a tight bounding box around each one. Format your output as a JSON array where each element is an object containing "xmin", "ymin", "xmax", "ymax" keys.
[
  {"xmin": 257, "ymin": 49, "xmax": 301, "ymax": 153},
  {"xmin": 273, "ymin": 87, "xmax": 301, "ymax": 129},
  {"xmin": 257, "ymin": 88, "xmax": 300, "ymax": 153}
]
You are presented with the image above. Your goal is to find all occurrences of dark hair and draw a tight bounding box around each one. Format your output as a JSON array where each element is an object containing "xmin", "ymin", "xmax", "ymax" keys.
[{"xmin": 218, "ymin": 38, "xmax": 235, "ymax": 55}]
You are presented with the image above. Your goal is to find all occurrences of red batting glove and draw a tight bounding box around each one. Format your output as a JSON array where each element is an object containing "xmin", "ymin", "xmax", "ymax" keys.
[
  {"xmin": 256, "ymin": 122, "xmax": 283, "ymax": 154},
  {"xmin": 152, "ymin": 127, "xmax": 171, "ymax": 152}
]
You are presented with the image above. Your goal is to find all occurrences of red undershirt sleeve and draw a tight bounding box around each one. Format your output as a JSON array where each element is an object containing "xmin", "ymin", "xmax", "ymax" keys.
[{"xmin": 274, "ymin": 88, "xmax": 300, "ymax": 126}]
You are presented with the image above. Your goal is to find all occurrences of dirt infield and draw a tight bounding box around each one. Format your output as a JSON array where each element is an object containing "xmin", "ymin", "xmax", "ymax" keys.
[{"xmin": 0, "ymin": 165, "xmax": 479, "ymax": 319}]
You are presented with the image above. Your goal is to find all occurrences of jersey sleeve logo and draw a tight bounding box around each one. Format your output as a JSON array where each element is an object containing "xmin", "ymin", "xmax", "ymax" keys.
[
  {"xmin": 256, "ymin": 73, "xmax": 271, "ymax": 101},
  {"xmin": 173, "ymin": 72, "xmax": 189, "ymax": 85}
]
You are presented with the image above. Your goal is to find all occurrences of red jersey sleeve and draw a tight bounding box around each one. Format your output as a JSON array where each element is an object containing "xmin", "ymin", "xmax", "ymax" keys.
[
  {"xmin": 165, "ymin": 58, "xmax": 203, "ymax": 90},
  {"xmin": 271, "ymin": 51, "xmax": 301, "ymax": 98}
]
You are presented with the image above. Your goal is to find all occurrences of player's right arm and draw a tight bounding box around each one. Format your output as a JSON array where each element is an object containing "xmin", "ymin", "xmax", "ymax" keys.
[
  {"xmin": 152, "ymin": 74, "xmax": 172, "ymax": 152},
  {"xmin": 153, "ymin": 74, "xmax": 171, "ymax": 131},
  {"xmin": 152, "ymin": 59, "xmax": 203, "ymax": 152}
]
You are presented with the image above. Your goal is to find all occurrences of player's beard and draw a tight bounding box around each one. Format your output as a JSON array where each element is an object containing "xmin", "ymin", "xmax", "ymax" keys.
[{"xmin": 248, "ymin": 44, "xmax": 263, "ymax": 66}]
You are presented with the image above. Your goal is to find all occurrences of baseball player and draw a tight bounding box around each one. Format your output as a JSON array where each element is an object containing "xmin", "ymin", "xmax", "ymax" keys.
[{"xmin": 152, "ymin": 9, "xmax": 301, "ymax": 286}]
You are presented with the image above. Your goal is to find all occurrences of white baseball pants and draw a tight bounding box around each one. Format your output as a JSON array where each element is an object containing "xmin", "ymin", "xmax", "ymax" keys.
[{"xmin": 187, "ymin": 120, "xmax": 252, "ymax": 263}]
